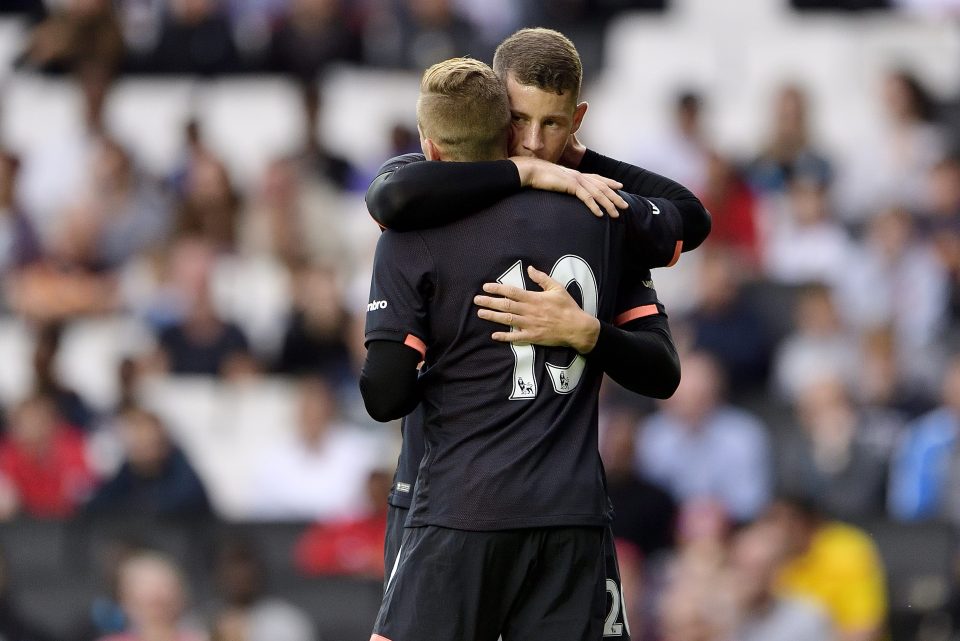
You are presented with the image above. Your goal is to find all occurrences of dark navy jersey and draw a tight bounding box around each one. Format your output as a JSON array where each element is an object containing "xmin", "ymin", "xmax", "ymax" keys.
[
  {"xmin": 386, "ymin": 269, "xmax": 666, "ymax": 511},
  {"xmin": 366, "ymin": 189, "xmax": 672, "ymax": 530}
]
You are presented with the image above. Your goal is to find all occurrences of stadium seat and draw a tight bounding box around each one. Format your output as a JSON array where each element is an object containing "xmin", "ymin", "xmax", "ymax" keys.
[
  {"xmin": 104, "ymin": 77, "xmax": 197, "ymax": 177},
  {"xmin": 196, "ymin": 76, "xmax": 306, "ymax": 186},
  {"xmin": 0, "ymin": 518, "xmax": 70, "ymax": 585},
  {"xmin": 11, "ymin": 576, "xmax": 98, "ymax": 640},
  {"xmin": 56, "ymin": 316, "xmax": 155, "ymax": 412},
  {"xmin": 211, "ymin": 254, "xmax": 293, "ymax": 360},
  {"xmin": 276, "ymin": 574, "xmax": 383, "ymax": 641},
  {"xmin": 863, "ymin": 519, "xmax": 957, "ymax": 640},
  {"xmin": 320, "ymin": 66, "xmax": 421, "ymax": 171}
]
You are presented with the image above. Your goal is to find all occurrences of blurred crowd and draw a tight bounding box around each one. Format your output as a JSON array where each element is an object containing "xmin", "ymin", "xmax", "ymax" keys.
[
  {"xmin": 1, "ymin": 1, "xmax": 960, "ymax": 640},
  {"xmin": 3, "ymin": 0, "xmax": 668, "ymax": 79}
]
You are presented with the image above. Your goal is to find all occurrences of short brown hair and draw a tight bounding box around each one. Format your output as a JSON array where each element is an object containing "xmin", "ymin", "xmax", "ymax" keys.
[
  {"xmin": 493, "ymin": 28, "xmax": 582, "ymax": 97},
  {"xmin": 416, "ymin": 57, "xmax": 510, "ymax": 162}
]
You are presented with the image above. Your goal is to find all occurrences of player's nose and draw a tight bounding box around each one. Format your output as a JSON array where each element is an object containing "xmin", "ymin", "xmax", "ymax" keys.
[{"xmin": 522, "ymin": 126, "xmax": 544, "ymax": 151}]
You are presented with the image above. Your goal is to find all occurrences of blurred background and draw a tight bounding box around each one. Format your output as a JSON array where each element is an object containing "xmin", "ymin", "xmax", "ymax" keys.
[{"xmin": 0, "ymin": 0, "xmax": 960, "ymax": 639}]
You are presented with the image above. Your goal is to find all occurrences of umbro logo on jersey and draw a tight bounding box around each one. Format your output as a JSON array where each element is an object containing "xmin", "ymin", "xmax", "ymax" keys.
[
  {"xmin": 644, "ymin": 198, "xmax": 661, "ymax": 215},
  {"xmin": 367, "ymin": 300, "xmax": 389, "ymax": 312}
]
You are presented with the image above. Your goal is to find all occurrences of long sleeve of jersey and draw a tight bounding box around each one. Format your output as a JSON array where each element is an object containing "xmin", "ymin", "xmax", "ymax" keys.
[
  {"xmin": 578, "ymin": 149, "xmax": 712, "ymax": 251},
  {"xmin": 587, "ymin": 314, "xmax": 680, "ymax": 399},
  {"xmin": 360, "ymin": 340, "xmax": 423, "ymax": 422},
  {"xmin": 365, "ymin": 153, "xmax": 522, "ymax": 231}
]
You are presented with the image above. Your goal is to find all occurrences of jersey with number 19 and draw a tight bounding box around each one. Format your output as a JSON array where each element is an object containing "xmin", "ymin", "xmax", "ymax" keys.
[{"xmin": 365, "ymin": 188, "xmax": 669, "ymax": 531}]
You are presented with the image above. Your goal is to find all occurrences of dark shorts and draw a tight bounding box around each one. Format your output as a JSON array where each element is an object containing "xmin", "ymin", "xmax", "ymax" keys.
[
  {"xmin": 373, "ymin": 524, "xmax": 605, "ymax": 641},
  {"xmin": 601, "ymin": 524, "xmax": 631, "ymax": 640},
  {"xmin": 383, "ymin": 503, "xmax": 408, "ymax": 591}
]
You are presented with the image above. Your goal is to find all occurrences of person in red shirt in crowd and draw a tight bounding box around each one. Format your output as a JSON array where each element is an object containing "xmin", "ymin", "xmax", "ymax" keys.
[
  {"xmin": 0, "ymin": 393, "xmax": 94, "ymax": 517},
  {"xmin": 294, "ymin": 469, "xmax": 392, "ymax": 579},
  {"xmin": 700, "ymin": 151, "xmax": 761, "ymax": 268}
]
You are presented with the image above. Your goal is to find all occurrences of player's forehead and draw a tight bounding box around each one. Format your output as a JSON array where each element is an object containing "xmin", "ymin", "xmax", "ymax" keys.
[{"xmin": 504, "ymin": 73, "xmax": 577, "ymax": 119}]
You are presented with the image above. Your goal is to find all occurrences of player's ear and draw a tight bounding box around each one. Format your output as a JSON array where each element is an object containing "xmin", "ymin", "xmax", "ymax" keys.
[
  {"xmin": 422, "ymin": 137, "xmax": 443, "ymax": 161},
  {"xmin": 570, "ymin": 101, "xmax": 588, "ymax": 135}
]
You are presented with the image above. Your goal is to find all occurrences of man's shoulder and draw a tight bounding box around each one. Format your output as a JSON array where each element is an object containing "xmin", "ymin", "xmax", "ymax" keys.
[{"xmin": 374, "ymin": 152, "xmax": 427, "ymax": 176}]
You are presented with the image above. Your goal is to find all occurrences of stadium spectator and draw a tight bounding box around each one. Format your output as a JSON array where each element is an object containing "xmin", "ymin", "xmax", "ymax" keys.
[
  {"xmin": 299, "ymin": 85, "xmax": 359, "ymax": 191},
  {"xmin": 747, "ymin": 84, "xmax": 833, "ymax": 195},
  {"xmin": 775, "ymin": 377, "xmax": 889, "ymax": 520},
  {"xmin": 772, "ymin": 282, "xmax": 859, "ymax": 402},
  {"xmin": 728, "ymin": 522, "xmax": 834, "ymax": 641},
  {"xmin": 0, "ymin": 394, "xmax": 94, "ymax": 518},
  {"xmin": 19, "ymin": 0, "xmax": 124, "ymax": 75},
  {"xmin": 362, "ymin": 0, "xmax": 480, "ymax": 69},
  {"xmin": 268, "ymin": 0, "xmax": 360, "ymax": 80},
  {"xmin": 600, "ymin": 408, "xmax": 677, "ymax": 559},
  {"xmin": 98, "ymin": 552, "xmax": 204, "ymax": 641},
  {"xmin": 762, "ymin": 175, "xmax": 851, "ymax": 286},
  {"xmin": 32, "ymin": 321, "xmax": 96, "ymax": 431},
  {"xmin": 0, "ymin": 0, "xmax": 45, "ymax": 20},
  {"xmin": 248, "ymin": 377, "xmax": 385, "ymax": 520},
  {"xmin": 683, "ymin": 248, "xmax": 772, "ymax": 392},
  {"xmin": 274, "ymin": 263, "xmax": 352, "ymax": 381},
  {"xmin": 295, "ymin": 468, "xmax": 391, "ymax": 579},
  {"xmin": 888, "ymin": 353, "xmax": 960, "ymax": 523},
  {"xmin": 146, "ymin": 0, "xmax": 241, "ymax": 74},
  {"xmin": 239, "ymin": 156, "xmax": 349, "ymax": 266},
  {"xmin": 634, "ymin": 90, "xmax": 711, "ymax": 194},
  {"xmin": 207, "ymin": 540, "xmax": 317, "ymax": 641},
  {"xmin": 922, "ymin": 154, "xmax": 960, "ymax": 222},
  {"xmin": 699, "ymin": 151, "xmax": 761, "ymax": 268},
  {"xmin": 0, "ymin": 151, "xmax": 42, "ymax": 273},
  {"xmin": 838, "ymin": 207, "xmax": 948, "ymax": 387},
  {"xmin": 85, "ymin": 405, "xmax": 211, "ymax": 516},
  {"xmin": 172, "ymin": 153, "xmax": 241, "ymax": 253},
  {"xmin": 637, "ymin": 351, "xmax": 772, "ymax": 522},
  {"xmin": 59, "ymin": 138, "xmax": 171, "ymax": 269},
  {"xmin": 926, "ymin": 157, "xmax": 960, "ymax": 329},
  {"xmin": 153, "ymin": 269, "xmax": 256, "ymax": 378},
  {"xmin": 657, "ymin": 499, "xmax": 736, "ymax": 641},
  {"xmin": 68, "ymin": 541, "xmax": 137, "ymax": 641},
  {"xmin": 763, "ymin": 495, "xmax": 888, "ymax": 641},
  {"xmin": 856, "ymin": 325, "xmax": 932, "ymax": 417},
  {"xmin": 16, "ymin": 65, "xmax": 113, "ymax": 235},
  {"xmin": 839, "ymin": 69, "xmax": 947, "ymax": 221}
]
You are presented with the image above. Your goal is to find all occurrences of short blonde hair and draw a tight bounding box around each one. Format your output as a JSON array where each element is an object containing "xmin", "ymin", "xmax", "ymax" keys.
[{"xmin": 416, "ymin": 57, "xmax": 510, "ymax": 162}]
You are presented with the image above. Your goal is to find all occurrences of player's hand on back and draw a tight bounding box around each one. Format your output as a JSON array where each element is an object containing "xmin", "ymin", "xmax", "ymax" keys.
[
  {"xmin": 475, "ymin": 265, "xmax": 601, "ymax": 355},
  {"xmin": 510, "ymin": 157, "xmax": 627, "ymax": 219}
]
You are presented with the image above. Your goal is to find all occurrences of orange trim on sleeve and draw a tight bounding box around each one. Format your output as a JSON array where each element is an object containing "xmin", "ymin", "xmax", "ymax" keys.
[
  {"xmin": 666, "ymin": 240, "xmax": 683, "ymax": 267},
  {"xmin": 404, "ymin": 334, "xmax": 427, "ymax": 359},
  {"xmin": 614, "ymin": 304, "xmax": 659, "ymax": 326},
  {"xmin": 371, "ymin": 635, "xmax": 393, "ymax": 641}
]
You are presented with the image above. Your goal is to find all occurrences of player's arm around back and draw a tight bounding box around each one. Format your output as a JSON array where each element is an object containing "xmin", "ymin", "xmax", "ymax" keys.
[
  {"xmin": 365, "ymin": 154, "xmax": 627, "ymax": 229},
  {"xmin": 365, "ymin": 153, "xmax": 521, "ymax": 230}
]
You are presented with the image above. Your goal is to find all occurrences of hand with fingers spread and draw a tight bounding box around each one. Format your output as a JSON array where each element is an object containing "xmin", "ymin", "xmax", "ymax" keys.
[
  {"xmin": 474, "ymin": 265, "xmax": 601, "ymax": 355},
  {"xmin": 510, "ymin": 156, "xmax": 628, "ymax": 218}
]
